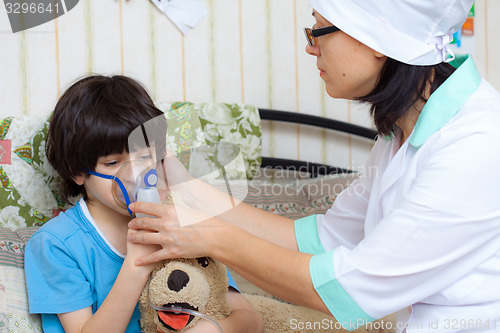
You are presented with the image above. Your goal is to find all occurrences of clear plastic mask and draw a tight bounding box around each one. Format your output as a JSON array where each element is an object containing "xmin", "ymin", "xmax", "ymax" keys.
[
  {"xmin": 110, "ymin": 157, "xmax": 162, "ymax": 213},
  {"xmin": 87, "ymin": 152, "xmax": 165, "ymax": 218}
]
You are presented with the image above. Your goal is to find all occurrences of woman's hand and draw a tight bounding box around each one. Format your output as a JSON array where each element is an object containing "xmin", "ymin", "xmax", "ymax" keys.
[{"xmin": 127, "ymin": 201, "xmax": 226, "ymax": 266}]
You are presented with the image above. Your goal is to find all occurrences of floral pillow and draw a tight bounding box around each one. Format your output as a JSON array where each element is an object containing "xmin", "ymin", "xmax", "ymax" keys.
[
  {"xmin": 0, "ymin": 102, "xmax": 262, "ymax": 228},
  {"xmin": 159, "ymin": 102, "xmax": 262, "ymax": 180},
  {"xmin": 0, "ymin": 115, "xmax": 65, "ymax": 229}
]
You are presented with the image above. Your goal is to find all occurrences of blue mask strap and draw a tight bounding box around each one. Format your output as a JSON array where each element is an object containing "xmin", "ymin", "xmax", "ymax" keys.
[{"xmin": 86, "ymin": 170, "xmax": 134, "ymax": 218}]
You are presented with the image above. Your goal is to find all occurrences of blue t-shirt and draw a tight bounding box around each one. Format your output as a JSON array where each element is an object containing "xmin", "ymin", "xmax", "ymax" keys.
[{"xmin": 24, "ymin": 200, "xmax": 238, "ymax": 333}]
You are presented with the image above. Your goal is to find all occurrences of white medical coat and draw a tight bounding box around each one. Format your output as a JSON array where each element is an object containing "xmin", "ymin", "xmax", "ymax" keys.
[{"xmin": 295, "ymin": 55, "xmax": 500, "ymax": 332}]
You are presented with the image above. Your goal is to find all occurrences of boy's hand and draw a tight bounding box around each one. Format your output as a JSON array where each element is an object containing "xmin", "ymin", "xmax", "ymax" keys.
[
  {"xmin": 183, "ymin": 319, "xmax": 222, "ymax": 333},
  {"xmin": 126, "ymin": 229, "xmax": 161, "ymax": 272},
  {"xmin": 182, "ymin": 291, "xmax": 264, "ymax": 333}
]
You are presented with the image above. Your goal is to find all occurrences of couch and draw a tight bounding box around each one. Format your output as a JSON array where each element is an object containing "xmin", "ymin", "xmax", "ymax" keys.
[
  {"xmin": 0, "ymin": 173, "xmax": 359, "ymax": 331},
  {"xmin": 0, "ymin": 102, "xmax": 361, "ymax": 331}
]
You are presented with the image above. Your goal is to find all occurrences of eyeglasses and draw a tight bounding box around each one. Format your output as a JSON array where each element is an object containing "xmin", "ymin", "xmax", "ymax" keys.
[{"xmin": 303, "ymin": 25, "xmax": 340, "ymax": 47}]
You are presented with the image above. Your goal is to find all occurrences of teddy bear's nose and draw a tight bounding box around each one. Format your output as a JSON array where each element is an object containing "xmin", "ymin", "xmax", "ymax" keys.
[{"xmin": 167, "ymin": 269, "xmax": 190, "ymax": 292}]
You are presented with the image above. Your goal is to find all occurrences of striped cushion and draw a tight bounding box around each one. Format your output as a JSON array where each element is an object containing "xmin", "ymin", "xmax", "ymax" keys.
[
  {"xmin": 0, "ymin": 227, "xmax": 42, "ymax": 332},
  {"xmin": 0, "ymin": 227, "xmax": 37, "ymax": 269}
]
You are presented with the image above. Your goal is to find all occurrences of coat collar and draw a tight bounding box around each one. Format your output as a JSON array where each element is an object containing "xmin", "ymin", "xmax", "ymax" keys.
[{"xmin": 409, "ymin": 54, "xmax": 482, "ymax": 148}]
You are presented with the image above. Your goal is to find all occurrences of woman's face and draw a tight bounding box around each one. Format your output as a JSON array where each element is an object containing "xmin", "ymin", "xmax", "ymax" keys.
[{"xmin": 306, "ymin": 11, "xmax": 387, "ymax": 100}]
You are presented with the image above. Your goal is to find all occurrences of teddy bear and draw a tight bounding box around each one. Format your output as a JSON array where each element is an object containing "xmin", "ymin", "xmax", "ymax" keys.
[
  {"xmin": 139, "ymin": 256, "xmax": 395, "ymax": 333},
  {"xmin": 139, "ymin": 193, "xmax": 394, "ymax": 332},
  {"xmin": 139, "ymin": 256, "xmax": 231, "ymax": 332}
]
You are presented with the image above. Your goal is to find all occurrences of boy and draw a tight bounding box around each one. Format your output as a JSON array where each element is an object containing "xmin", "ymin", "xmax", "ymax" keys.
[{"xmin": 24, "ymin": 75, "xmax": 263, "ymax": 332}]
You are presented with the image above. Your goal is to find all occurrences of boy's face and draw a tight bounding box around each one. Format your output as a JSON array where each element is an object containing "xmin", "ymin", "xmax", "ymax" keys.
[{"xmin": 74, "ymin": 148, "xmax": 156, "ymax": 222}]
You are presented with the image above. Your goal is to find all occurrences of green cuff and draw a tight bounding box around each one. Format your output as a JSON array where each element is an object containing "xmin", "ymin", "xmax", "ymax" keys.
[
  {"xmin": 310, "ymin": 250, "xmax": 375, "ymax": 331},
  {"xmin": 294, "ymin": 215, "xmax": 325, "ymax": 255}
]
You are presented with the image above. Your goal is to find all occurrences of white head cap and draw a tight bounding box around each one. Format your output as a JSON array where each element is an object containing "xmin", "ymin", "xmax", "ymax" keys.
[{"xmin": 308, "ymin": 0, "xmax": 474, "ymax": 65}]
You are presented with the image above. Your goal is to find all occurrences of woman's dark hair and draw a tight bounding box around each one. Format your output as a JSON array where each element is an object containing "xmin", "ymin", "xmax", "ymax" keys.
[
  {"xmin": 358, "ymin": 58, "xmax": 456, "ymax": 136},
  {"xmin": 46, "ymin": 75, "xmax": 166, "ymax": 203}
]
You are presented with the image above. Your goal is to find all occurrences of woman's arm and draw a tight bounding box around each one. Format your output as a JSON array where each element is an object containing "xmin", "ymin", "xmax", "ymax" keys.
[
  {"xmin": 128, "ymin": 203, "xmax": 329, "ymax": 315},
  {"xmin": 212, "ymin": 224, "xmax": 329, "ymax": 314},
  {"xmin": 160, "ymin": 154, "xmax": 298, "ymax": 250},
  {"xmin": 206, "ymin": 193, "xmax": 298, "ymax": 250}
]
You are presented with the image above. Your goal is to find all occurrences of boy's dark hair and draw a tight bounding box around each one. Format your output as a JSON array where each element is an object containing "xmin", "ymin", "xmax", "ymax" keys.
[
  {"xmin": 358, "ymin": 58, "xmax": 456, "ymax": 136},
  {"xmin": 46, "ymin": 75, "xmax": 165, "ymax": 203}
]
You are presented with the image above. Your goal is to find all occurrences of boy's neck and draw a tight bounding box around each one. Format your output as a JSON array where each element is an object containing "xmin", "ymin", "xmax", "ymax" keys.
[{"xmin": 85, "ymin": 199, "xmax": 131, "ymax": 255}]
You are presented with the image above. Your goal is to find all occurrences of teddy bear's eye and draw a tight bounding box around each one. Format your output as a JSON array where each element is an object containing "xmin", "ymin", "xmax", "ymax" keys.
[{"xmin": 196, "ymin": 257, "xmax": 210, "ymax": 268}]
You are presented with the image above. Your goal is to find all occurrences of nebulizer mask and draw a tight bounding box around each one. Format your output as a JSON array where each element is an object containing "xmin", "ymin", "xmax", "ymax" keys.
[{"xmin": 87, "ymin": 155, "xmax": 162, "ymax": 218}]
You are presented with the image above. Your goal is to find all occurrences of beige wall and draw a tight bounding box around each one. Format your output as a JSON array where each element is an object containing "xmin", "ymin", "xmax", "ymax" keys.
[{"xmin": 1, "ymin": 0, "xmax": 498, "ymax": 171}]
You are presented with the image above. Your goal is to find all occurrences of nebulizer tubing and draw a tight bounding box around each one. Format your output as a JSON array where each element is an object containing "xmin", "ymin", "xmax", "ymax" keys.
[
  {"xmin": 147, "ymin": 303, "xmax": 223, "ymax": 333},
  {"xmin": 212, "ymin": 143, "xmax": 236, "ymax": 209},
  {"xmin": 146, "ymin": 279, "xmax": 223, "ymax": 333}
]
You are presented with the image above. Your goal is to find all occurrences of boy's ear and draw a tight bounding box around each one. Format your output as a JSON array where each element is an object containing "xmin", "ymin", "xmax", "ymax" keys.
[{"xmin": 73, "ymin": 174, "xmax": 85, "ymax": 186}]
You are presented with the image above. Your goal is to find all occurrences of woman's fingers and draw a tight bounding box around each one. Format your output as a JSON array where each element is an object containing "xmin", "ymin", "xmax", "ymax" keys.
[
  {"xmin": 135, "ymin": 248, "xmax": 170, "ymax": 266},
  {"xmin": 127, "ymin": 229, "xmax": 162, "ymax": 245},
  {"xmin": 132, "ymin": 202, "xmax": 212, "ymax": 227},
  {"xmin": 129, "ymin": 201, "xmax": 171, "ymax": 218},
  {"xmin": 128, "ymin": 216, "xmax": 158, "ymax": 231},
  {"xmin": 128, "ymin": 201, "xmax": 222, "ymax": 263},
  {"xmin": 128, "ymin": 214, "xmax": 175, "ymax": 232},
  {"xmin": 133, "ymin": 240, "xmax": 199, "ymax": 266}
]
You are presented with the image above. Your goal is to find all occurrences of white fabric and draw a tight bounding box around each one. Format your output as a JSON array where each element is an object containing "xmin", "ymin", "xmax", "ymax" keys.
[
  {"xmin": 318, "ymin": 80, "xmax": 500, "ymax": 332},
  {"xmin": 308, "ymin": 0, "xmax": 474, "ymax": 65},
  {"xmin": 150, "ymin": 0, "xmax": 207, "ymax": 35}
]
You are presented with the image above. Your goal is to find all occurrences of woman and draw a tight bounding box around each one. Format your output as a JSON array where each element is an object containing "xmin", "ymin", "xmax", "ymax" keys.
[{"xmin": 128, "ymin": 0, "xmax": 500, "ymax": 331}]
